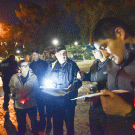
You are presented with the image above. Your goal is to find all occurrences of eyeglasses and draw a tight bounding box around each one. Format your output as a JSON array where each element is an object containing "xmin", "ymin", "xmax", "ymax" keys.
[{"xmin": 21, "ymin": 65, "xmax": 29, "ymax": 68}]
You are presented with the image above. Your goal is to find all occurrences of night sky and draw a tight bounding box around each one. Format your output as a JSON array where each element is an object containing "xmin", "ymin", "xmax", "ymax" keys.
[
  {"xmin": 0, "ymin": 0, "xmax": 80, "ymax": 44},
  {"xmin": 0, "ymin": 0, "xmax": 62, "ymax": 24}
]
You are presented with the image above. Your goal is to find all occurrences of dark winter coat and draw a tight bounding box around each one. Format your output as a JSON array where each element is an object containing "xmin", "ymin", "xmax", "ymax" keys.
[
  {"xmin": 44, "ymin": 58, "xmax": 82, "ymax": 106},
  {"xmin": 107, "ymin": 43, "xmax": 135, "ymax": 105},
  {"xmin": 1, "ymin": 58, "xmax": 18, "ymax": 83},
  {"xmin": 30, "ymin": 59, "xmax": 48, "ymax": 85},
  {"xmin": 83, "ymin": 58, "xmax": 110, "ymax": 91}
]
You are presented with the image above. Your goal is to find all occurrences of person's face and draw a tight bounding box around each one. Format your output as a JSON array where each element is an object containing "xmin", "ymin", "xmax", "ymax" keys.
[
  {"xmin": 55, "ymin": 50, "xmax": 67, "ymax": 65},
  {"xmin": 20, "ymin": 62, "xmax": 29, "ymax": 76},
  {"xmin": 94, "ymin": 28, "xmax": 126, "ymax": 64},
  {"xmin": 92, "ymin": 50, "xmax": 103, "ymax": 60},
  {"xmin": 31, "ymin": 52, "xmax": 39, "ymax": 61}
]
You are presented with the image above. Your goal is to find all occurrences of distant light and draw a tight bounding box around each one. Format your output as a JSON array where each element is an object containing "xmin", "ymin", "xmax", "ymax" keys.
[
  {"xmin": 74, "ymin": 41, "xmax": 78, "ymax": 46},
  {"xmin": 134, "ymin": 98, "xmax": 135, "ymax": 107},
  {"xmin": 52, "ymin": 39, "xmax": 59, "ymax": 46},
  {"xmin": 133, "ymin": 124, "xmax": 135, "ymax": 129},
  {"xmin": 16, "ymin": 50, "xmax": 20, "ymax": 54}
]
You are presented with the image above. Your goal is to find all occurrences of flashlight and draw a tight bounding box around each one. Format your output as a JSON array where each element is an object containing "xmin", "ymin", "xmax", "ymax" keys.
[
  {"xmin": 19, "ymin": 97, "xmax": 29, "ymax": 104},
  {"xmin": 44, "ymin": 79, "xmax": 56, "ymax": 88}
]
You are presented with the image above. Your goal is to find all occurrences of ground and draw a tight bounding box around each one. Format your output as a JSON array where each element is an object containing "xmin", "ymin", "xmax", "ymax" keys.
[{"xmin": 0, "ymin": 60, "xmax": 94, "ymax": 135}]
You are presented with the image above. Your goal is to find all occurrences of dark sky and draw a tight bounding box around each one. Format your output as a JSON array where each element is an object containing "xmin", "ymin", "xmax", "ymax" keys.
[
  {"xmin": 0, "ymin": 0, "xmax": 80, "ymax": 42},
  {"xmin": 0, "ymin": 0, "xmax": 55, "ymax": 24}
]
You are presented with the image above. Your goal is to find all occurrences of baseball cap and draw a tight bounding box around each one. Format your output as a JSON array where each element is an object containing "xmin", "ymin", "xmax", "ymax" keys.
[
  {"xmin": 31, "ymin": 50, "xmax": 39, "ymax": 54},
  {"xmin": 55, "ymin": 45, "xmax": 66, "ymax": 53}
]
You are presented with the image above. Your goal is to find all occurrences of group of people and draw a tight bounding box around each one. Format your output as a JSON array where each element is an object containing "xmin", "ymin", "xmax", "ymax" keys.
[
  {"xmin": 1, "ymin": 46, "xmax": 82, "ymax": 135},
  {"xmin": 0, "ymin": 17, "xmax": 135, "ymax": 135}
]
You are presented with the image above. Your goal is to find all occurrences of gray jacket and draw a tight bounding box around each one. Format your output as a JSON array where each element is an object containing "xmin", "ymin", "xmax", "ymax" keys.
[
  {"xmin": 107, "ymin": 43, "xmax": 135, "ymax": 105},
  {"xmin": 9, "ymin": 69, "xmax": 38, "ymax": 109}
]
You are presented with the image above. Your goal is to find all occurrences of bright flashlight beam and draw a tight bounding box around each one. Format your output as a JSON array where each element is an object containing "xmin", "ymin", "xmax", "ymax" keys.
[{"xmin": 45, "ymin": 79, "xmax": 55, "ymax": 88}]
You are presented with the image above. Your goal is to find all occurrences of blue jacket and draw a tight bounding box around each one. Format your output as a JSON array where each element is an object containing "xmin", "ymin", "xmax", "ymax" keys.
[{"xmin": 45, "ymin": 58, "xmax": 82, "ymax": 106}]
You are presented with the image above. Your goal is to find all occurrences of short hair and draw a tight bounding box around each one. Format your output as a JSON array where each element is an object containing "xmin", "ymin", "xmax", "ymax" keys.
[
  {"xmin": 8, "ymin": 54, "xmax": 15, "ymax": 60},
  {"xmin": 31, "ymin": 50, "xmax": 39, "ymax": 54},
  {"xmin": 92, "ymin": 17, "xmax": 135, "ymax": 42},
  {"xmin": 18, "ymin": 60, "xmax": 28, "ymax": 67}
]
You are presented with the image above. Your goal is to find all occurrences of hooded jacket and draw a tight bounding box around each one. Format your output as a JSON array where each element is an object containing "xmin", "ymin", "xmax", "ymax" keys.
[{"xmin": 9, "ymin": 69, "xmax": 38, "ymax": 109}]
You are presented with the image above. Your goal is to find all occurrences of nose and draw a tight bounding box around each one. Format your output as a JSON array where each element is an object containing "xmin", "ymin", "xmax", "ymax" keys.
[{"xmin": 101, "ymin": 50, "xmax": 110, "ymax": 58}]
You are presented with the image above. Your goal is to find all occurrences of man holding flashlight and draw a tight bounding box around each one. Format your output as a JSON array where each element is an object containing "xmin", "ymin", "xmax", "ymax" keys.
[{"xmin": 44, "ymin": 45, "xmax": 82, "ymax": 135}]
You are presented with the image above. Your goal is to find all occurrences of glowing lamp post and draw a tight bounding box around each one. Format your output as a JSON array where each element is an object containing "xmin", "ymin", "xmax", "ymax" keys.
[
  {"xmin": 16, "ymin": 50, "xmax": 20, "ymax": 54},
  {"xmin": 74, "ymin": 41, "xmax": 78, "ymax": 46},
  {"xmin": 52, "ymin": 39, "xmax": 59, "ymax": 46}
]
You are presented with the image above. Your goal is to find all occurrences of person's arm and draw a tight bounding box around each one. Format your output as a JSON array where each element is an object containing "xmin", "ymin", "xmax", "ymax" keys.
[
  {"xmin": 68, "ymin": 62, "xmax": 82, "ymax": 92},
  {"xmin": 100, "ymin": 89, "xmax": 133, "ymax": 117},
  {"xmin": 9, "ymin": 75, "xmax": 18, "ymax": 100}
]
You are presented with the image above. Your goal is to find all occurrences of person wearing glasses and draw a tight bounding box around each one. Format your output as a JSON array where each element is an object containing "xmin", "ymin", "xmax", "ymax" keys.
[
  {"xmin": 77, "ymin": 48, "xmax": 110, "ymax": 135},
  {"xmin": 92, "ymin": 17, "xmax": 135, "ymax": 134},
  {"xmin": 9, "ymin": 60, "xmax": 38, "ymax": 135}
]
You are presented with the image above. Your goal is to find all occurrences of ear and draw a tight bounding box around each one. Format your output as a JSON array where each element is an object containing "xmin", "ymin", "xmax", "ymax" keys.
[{"xmin": 115, "ymin": 27, "xmax": 125, "ymax": 40}]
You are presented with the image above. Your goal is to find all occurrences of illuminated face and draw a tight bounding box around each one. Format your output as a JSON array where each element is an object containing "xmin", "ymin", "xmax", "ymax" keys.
[
  {"xmin": 55, "ymin": 50, "xmax": 67, "ymax": 65},
  {"xmin": 31, "ymin": 52, "xmax": 39, "ymax": 62},
  {"xmin": 94, "ymin": 38, "xmax": 125, "ymax": 64},
  {"xmin": 20, "ymin": 62, "xmax": 29, "ymax": 77},
  {"xmin": 92, "ymin": 50, "xmax": 103, "ymax": 60}
]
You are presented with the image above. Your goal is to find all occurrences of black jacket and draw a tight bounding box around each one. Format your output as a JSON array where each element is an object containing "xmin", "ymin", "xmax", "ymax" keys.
[
  {"xmin": 1, "ymin": 58, "xmax": 18, "ymax": 83},
  {"xmin": 107, "ymin": 43, "xmax": 135, "ymax": 105},
  {"xmin": 83, "ymin": 58, "xmax": 110, "ymax": 91},
  {"xmin": 30, "ymin": 59, "xmax": 48, "ymax": 85}
]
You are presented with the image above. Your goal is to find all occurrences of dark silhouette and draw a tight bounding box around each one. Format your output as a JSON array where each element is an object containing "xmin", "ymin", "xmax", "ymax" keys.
[{"xmin": 4, "ymin": 112, "xmax": 17, "ymax": 135}]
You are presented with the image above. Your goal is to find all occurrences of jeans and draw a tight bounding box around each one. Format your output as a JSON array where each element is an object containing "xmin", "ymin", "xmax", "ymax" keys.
[
  {"xmin": 53, "ymin": 104, "xmax": 75, "ymax": 135},
  {"xmin": 3, "ymin": 80, "xmax": 10, "ymax": 108},
  {"xmin": 35, "ymin": 94, "xmax": 46, "ymax": 131},
  {"xmin": 15, "ymin": 106, "xmax": 38, "ymax": 135},
  {"xmin": 89, "ymin": 105, "xmax": 109, "ymax": 135}
]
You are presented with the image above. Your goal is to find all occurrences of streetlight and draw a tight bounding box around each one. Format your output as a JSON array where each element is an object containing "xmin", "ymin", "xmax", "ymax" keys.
[
  {"xmin": 16, "ymin": 50, "xmax": 20, "ymax": 54},
  {"xmin": 52, "ymin": 39, "xmax": 59, "ymax": 46},
  {"xmin": 74, "ymin": 41, "xmax": 78, "ymax": 46}
]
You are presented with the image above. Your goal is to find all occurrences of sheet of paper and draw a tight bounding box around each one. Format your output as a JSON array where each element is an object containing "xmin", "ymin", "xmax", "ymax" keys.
[{"xmin": 71, "ymin": 90, "xmax": 129, "ymax": 100}]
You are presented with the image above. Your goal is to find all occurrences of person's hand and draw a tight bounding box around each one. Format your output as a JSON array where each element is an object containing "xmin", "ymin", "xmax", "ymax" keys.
[
  {"xmin": 100, "ymin": 89, "xmax": 132, "ymax": 117},
  {"xmin": 77, "ymin": 71, "xmax": 85, "ymax": 79},
  {"xmin": 67, "ymin": 84, "xmax": 75, "ymax": 92}
]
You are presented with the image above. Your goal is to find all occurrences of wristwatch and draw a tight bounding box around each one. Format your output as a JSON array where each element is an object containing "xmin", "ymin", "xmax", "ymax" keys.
[{"xmin": 125, "ymin": 107, "xmax": 135, "ymax": 124}]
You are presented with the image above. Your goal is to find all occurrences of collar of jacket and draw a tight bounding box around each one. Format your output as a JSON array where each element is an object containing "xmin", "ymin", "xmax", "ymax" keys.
[
  {"xmin": 32, "ymin": 58, "xmax": 41, "ymax": 63},
  {"xmin": 17, "ymin": 69, "xmax": 35, "ymax": 81},
  {"xmin": 52, "ymin": 58, "xmax": 70, "ymax": 69},
  {"xmin": 120, "ymin": 43, "xmax": 135, "ymax": 67}
]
